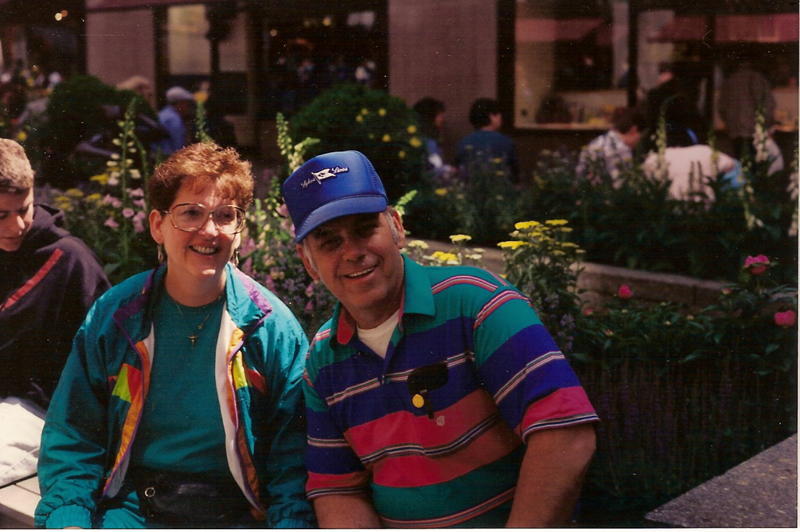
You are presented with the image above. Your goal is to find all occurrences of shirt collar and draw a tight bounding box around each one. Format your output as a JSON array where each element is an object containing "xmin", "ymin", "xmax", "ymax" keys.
[{"xmin": 332, "ymin": 254, "xmax": 434, "ymax": 346}]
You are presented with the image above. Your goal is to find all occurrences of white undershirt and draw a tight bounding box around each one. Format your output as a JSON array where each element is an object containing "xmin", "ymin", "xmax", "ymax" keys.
[{"xmin": 357, "ymin": 309, "xmax": 401, "ymax": 358}]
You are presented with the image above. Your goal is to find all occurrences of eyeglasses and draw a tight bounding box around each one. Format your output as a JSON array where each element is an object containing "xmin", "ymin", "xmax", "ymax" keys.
[{"xmin": 161, "ymin": 203, "xmax": 246, "ymax": 235}]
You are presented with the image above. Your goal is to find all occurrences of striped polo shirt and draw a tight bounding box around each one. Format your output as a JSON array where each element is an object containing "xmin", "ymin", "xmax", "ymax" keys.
[{"xmin": 303, "ymin": 256, "xmax": 598, "ymax": 527}]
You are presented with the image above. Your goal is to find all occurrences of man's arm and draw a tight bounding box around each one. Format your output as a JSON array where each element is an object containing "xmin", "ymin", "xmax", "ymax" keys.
[
  {"xmin": 313, "ymin": 494, "xmax": 382, "ymax": 528},
  {"xmin": 506, "ymin": 423, "xmax": 596, "ymax": 527}
]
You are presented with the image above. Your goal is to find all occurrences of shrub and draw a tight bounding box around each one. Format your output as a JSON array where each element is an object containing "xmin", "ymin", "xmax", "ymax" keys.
[
  {"xmin": 239, "ymin": 115, "xmax": 337, "ymax": 334},
  {"xmin": 288, "ymin": 83, "xmax": 425, "ymax": 202},
  {"xmin": 49, "ymin": 101, "xmax": 156, "ymax": 284}
]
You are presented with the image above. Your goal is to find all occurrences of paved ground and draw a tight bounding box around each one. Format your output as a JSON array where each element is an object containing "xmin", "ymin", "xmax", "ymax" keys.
[{"xmin": 645, "ymin": 434, "xmax": 797, "ymax": 528}]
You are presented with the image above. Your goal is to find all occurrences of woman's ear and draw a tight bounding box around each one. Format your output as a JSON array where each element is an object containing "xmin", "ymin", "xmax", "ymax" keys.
[{"xmin": 149, "ymin": 209, "xmax": 164, "ymax": 244}]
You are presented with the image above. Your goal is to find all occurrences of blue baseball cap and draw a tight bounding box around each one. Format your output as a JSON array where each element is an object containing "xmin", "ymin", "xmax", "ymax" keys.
[{"xmin": 282, "ymin": 150, "xmax": 388, "ymax": 242}]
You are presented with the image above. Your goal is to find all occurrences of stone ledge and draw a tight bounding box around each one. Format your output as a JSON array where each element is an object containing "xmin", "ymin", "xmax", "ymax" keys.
[
  {"xmin": 645, "ymin": 434, "xmax": 797, "ymax": 528},
  {"xmin": 417, "ymin": 239, "xmax": 724, "ymax": 307}
]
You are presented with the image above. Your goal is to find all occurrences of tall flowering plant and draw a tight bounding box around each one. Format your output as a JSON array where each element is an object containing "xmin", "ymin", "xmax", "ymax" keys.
[
  {"xmin": 238, "ymin": 114, "xmax": 337, "ymax": 334},
  {"xmin": 54, "ymin": 100, "xmax": 155, "ymax": 284},
  {"xmin": 498, "ymin": 219, "xmax": 585, "ymax": 353}
]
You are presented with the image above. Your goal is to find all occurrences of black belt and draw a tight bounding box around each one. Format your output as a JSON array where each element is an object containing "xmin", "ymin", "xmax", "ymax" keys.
[{"xmin": 129, "ymin": 467, "xmax": 254, "ymax": 527}]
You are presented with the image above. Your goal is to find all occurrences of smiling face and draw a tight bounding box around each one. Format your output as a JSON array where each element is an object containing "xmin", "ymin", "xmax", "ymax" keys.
[
  {"xmin": 298, "ymin": 210, "xmax": 406, "ymax": 329},
  {"xmin": 0, "ymin": 188, "xmax": 34, "ymax": 252},
  {"xmin": 149, "ymin": 179, "xmax": 239, "ymax": 304}
]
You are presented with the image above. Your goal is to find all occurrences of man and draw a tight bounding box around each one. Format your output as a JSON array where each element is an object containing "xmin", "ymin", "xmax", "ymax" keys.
[
  {"xmin": 0, "ymin": 139, "xmax": 109, "ymax": 486},
  {"xmin": 718, "ymin": 51, "xmax": 776, "ymax": 161},
  {"xmin": 153, "ymin": 85, "xmax": 196, "ymax": 156},
  {"xmin": 282, "ymin": 150, "xmax": 598, "ymax": 527},
  {"xmin": 455, "ymin": 98, "xmax": 519, "ymax": 182},
  {"xmin": 577, "ymin": 106, "xmax": 645, "ymax": 181}
]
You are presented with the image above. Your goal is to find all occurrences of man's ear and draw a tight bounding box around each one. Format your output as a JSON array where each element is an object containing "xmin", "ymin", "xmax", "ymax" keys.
[
  {"xmin": 388, "ymin": 208, "xmax": 407, "ymax": 249},
  {"xmin": 296, "ymin": 243, "xmax": 321, "ymax": 281},
  {"xmin": 149, "ymin": 209, "xmax": 164, "ymax": 244}
]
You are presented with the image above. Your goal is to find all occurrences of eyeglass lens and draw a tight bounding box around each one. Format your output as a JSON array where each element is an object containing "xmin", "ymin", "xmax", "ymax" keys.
[{"xmin": 171, "ymin": 203, "xmax": 244, "ymax": 233}]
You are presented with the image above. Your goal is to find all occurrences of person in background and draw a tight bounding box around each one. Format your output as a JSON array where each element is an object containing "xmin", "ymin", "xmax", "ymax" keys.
[
  {"xmin": 412, "ymin": 97, "xmax": 453, "ymax": 179},
  {"xmin": 456, "ymin": 97, "xmax": 519, "ymax": 183},
  {"xmin": 35, "ymin": 143, "xmax": 313, "ymax": 528},
  {"xmin": 577, "ymin": 106, "xmax": 646, "ymax": 182},
  {"xmin": 642, "ymin": 127, "xmax": 739, "ymax": 202},
  {"xmin": 153, "ymin": 86, "xmax": 196, "ymax": 156},
  {"xmin": 283, "ymin": 150, "xmax": 598, "ymax": 528},
  {"xmin": 643, "ymin": 62, "xmax": 706, "ymax": 151},
  {"xmin": 0, "ymin": 139, "xmax": 109, "ymax": 487},
  {"xmin": 116, "ymin": 75, "xmax": 156, "ymax": 111},
  {"xmin": 718, "ymin": 47, "xmax": 777, "ymax": 162}
]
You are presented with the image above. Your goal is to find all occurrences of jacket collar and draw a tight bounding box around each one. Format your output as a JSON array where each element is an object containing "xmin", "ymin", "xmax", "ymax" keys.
[{"xmin": 113, "ymin": 263, "xmax": 272, "ymax": 342}]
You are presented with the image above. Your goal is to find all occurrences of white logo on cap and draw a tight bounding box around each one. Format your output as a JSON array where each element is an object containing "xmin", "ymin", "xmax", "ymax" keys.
[{"xmin": 301, "ymin": 166, "xmax": 350, "ymax": 188}]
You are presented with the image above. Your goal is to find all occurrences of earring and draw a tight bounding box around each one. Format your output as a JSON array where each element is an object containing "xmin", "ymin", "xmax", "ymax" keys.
[{"xmin": 157, "ymin": 244, "xmax": 165, "ymax": 263}]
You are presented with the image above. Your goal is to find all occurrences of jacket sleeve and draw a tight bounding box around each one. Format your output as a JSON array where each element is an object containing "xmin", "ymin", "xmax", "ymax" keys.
[
  {"xmin": 259, "ymin": 312, "xmax": 315, "ymax": 528},
  {"xmin": 34, "ymin": 303, "xmax": 110, "ymax": 529}
]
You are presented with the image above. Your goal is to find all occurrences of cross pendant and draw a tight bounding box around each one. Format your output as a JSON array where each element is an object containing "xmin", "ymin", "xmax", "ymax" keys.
[{"xmin": 188, "ymin": 334, "xmax": 198, "ymax": 347}]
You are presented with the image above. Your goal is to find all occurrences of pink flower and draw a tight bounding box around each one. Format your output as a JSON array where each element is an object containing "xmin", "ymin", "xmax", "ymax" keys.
[
  {"xmin": 774, "ymin": 310, "xmax": 796, "ymax": 328},
  {"xmin": 132, "ymin": 211, "xmax": 146, "ymax": 233},
  {"xmin": 582, "ymin": 307, "xmax": 594, "ymax": 316},
  {"xmin": 617, "ymin": 284, "xmax": 633, "ymax": 299},
  {"xmin": 276, "ymin": 203, "xmax": 289, "ymax": 217},
  {"xmin": 743, "ymin": 254, "xmax": 770, "ymax": 275},
  {"xmin": 103, "ymin": 194, "xmax": 122, "ymax": 208},
  {"xmin": 104, "ymin": 217, "xmax": 119, "ymax": 229}
]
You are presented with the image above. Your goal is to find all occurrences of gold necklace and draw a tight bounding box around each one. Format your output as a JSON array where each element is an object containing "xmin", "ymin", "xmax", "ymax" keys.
[{"xmin": 171, "ymin": 295, "xmax": 222, "ymax": 347}]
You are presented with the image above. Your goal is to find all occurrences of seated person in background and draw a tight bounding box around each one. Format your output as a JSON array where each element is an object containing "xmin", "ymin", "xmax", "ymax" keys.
[
  {"xmin": 413, "ymin": 97, "xmax": 453, "ymax": 180},
  {"xmin": 0, "ymin": 139, "xmax": 109, "ymax": 486},
  {"xmin": 577, "ymin": 106, "xmax": 645, "ymax": 182},
  {"xmin": 282, "ymin": 150, "xmax": 598, "ymax": 527},
  {"xmin": 35, "ymin": 143, "xmax": 313, "ymax": 528},
  {"xmin": 152, "ymin": 86, "xmax": 196, "ymax": 156},
  {"xmin": 642, "ymin": 129, "xmax": 739, "ymax": 201},
  {"xmin": 456, "ymin": 97, "xmax": 520, "ymax": 183}
]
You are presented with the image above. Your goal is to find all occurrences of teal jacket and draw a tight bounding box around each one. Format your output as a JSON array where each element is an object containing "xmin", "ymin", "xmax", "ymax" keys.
[{"xmin": 35, "ymin": 264, "xmax": 313, "ymax": 528}]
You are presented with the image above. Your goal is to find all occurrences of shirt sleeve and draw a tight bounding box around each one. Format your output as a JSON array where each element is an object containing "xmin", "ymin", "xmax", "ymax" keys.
[
  {"xmin": 303, "ymin": 354, "xmax": 371, "ymax": 499},
  {"xmin": 471, "ymin": 287, "xmax": 599, "ymax": 442}
]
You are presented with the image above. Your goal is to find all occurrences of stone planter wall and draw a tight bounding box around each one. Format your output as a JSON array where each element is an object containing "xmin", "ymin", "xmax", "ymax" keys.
[{"xmin": 419, "ymin": 239, "xmax": 725, "ymax": 309}]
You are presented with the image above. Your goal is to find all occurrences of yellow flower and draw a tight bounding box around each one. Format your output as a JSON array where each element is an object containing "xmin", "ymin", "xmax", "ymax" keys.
[
  {"xmin": 65, "ymin": 188, "xmax": 84, "ymax": 198},
  {"xmin": 434, "ymin": 188, "xmax": 448, "ymax": 196},
  {"xmin": 409, "ymin": 137, "xmax": 422, "ymax": 148},
  {"xmin": 449, "ymin": 234, "xmax": 472, "ymax": 243},
  {"xmin": 560, "ymin": 242, "xmax": 580, "ymax": 248},
  {"xmin": 356, "ymin": 115, "xmax": 364, "ymax": 123},
  {"xmin": 378, "ymin": 108, "xmax": 387, "ymax": 116},
  {"xmin": 382, "ymin": 134, "xmax": 391, "ymax": 142},
  {"xmin": 491, "ymin": 157, "xmax": 503, "ymax": 164},
  {"xmin": 407, "ymin": 240, "xmax": 429, "ymax": 249},
  {"xmin": 559, "ymin": 227, "xmax": 573, "ymax": 232},
  {"xmin": 397, "ymin": 150, "xmax": 406, "ymax": 159},
  {"xmin": 86, "ymin": 193, "xmax": 102, "ymax": 203},
  {"xmin": 431, "ymin": 251, "xmax": 459, "ymax": 264},
  {"xmin": 15, "ymin": 131, "xmax": 27, "ymax": 142},
  {"xmin": 514, "ymin": 221, "xmax": 541, "ymax": 230},
  {"xmin": 407, "ymin": 125, "xmax": 417, "ymax": 134},
  {"xmin": 497, "ymin": 240, "xmax": 528, "ymax": 250},
  {"xmin": 360, "ymin": 108, "xmax": 369, "ymax": 115},
  {"xmin": 545, "ymin": 219, "xmax": 568, "ymax": 226}
]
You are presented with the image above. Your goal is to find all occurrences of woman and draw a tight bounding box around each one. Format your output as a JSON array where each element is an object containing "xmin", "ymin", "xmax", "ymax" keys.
[{"xmin": 34, "ymin": 143, "xmax": 313, "ymax": 528}]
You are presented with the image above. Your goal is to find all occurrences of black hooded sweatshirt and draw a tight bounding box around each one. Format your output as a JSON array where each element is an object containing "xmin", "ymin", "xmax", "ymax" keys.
[{"xmin": 0, "ymin": 204, "xmax": 110, "ymax": 409}]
